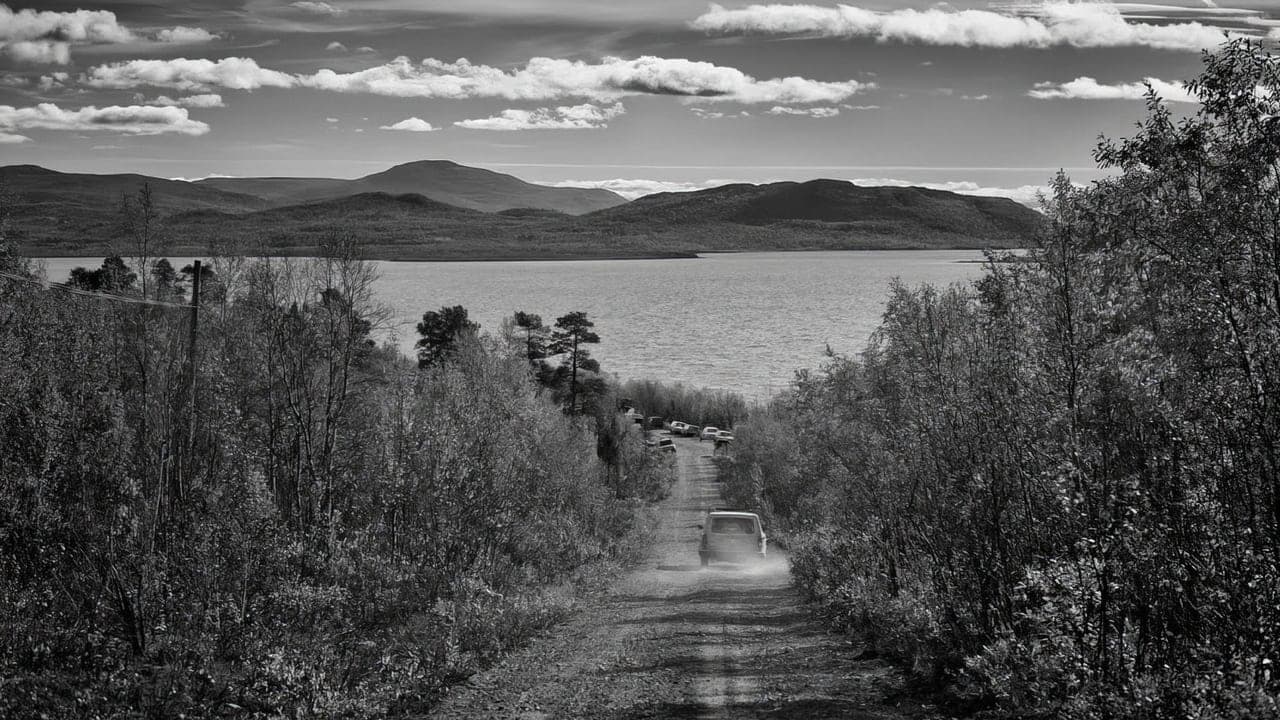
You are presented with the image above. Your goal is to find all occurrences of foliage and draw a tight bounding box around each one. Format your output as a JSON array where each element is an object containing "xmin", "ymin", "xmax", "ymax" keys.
[
  {"xmin": 548, "ymin": 311, "xmax": 601, "ymax": 413},
  {"xmin": 0, "ymin": 237, "xmax": 665, "ymax": 717},
  {"xmin": 511, "ymin": 310, "xmax": 548, "ymax": 363},
  {"xmin": 618, "ymin": 378, "xmax": 748, "ymax": 429},
  {"xmin": 723, "ymin": 39, "xmax": 1280, "ymax": 718},
  {"xmin": 67, "ymin": 255, "xmax": 137, "ymax": 292},
  {"xmin": 415, "ymin": 304, "xmax": 479, "ymax": 368}
]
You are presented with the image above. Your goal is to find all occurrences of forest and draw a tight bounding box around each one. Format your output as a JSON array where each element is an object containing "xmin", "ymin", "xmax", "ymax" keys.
[
  {"xmin": 0, "ymin": 224, "xmax": 672, "ymax": 717},
  {"xmin": 720, "ymin": 40, "xmax": 1280, "ymax": 718}
]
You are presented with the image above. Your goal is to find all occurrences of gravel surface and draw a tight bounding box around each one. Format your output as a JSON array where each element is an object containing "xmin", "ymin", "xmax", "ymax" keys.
[{"xmin": 426, "ymin": 436, "xmax": 942, "ymax": 720}]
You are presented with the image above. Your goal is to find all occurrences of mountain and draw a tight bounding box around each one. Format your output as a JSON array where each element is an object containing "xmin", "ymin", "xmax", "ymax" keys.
[
  {"xmin": 580, "ymin": 179, "xmax": 1040, "ymax": 242},
  {"xmin": 194, "ymin": 160, "xmax": 626, "ymax": 215},
  {"xmin": 2, "ymin": 163, "xmax": 1046, "ymax": 259},
  {"xmin": 0, "ymin": 164, "xmax": 269, "ymax": 215}
]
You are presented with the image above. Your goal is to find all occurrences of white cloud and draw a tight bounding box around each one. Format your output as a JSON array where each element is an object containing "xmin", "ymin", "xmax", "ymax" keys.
[
  {"xmin": 1029, "ymin": 76, "xmax": 1196, "ymax": 103},
  {"xmin": 850, "ymin": 177, "xmax": 1049, "ymax": 207},
  {"xmin": 1270, "ymin": 27, "xmax": 1280, "ymax": 40},
  {"xmin": 692, "ymin": 1, "xmax": 1234, "ymax": 52},
  {"xmin": 156, "ymin": 26, "xmax": 218, "ymax": 44},
  {"xmin": 38, "ymin": 72, "xmax": 69, "ymax": 91},
  {"xmin": 551, "ymin": 178, "xmax": 741, "ymax": 199},
  {"xmin": 2, "ymin": 40, "xmax": 69, "ymax": 64},
  {"xmin": 0, "ymin": 102, "xmax": 210, "ymax": 137},
  {"xmin": 0, "ymin": 7, "xmax": 216, "ymax": 63},
  {"xmin": 326, "ymin": 41, "xmax": 347, "ymax": 51},
  {"xmin": 767, "ymin": 105, "xmax": 840, "ymax": 117},
  {"xmin": 0, "ymin": 6, "xmax": 135, "ymax": 45},
  {"xmin": 297, "ymin": 55, "xmax": 869, "ymax": 104},
  {"xmin": 379, "ymin": 116, "xmax": 436, "ymax": 131},
  {"xmin": 87, "ymin": 57, "xmax": 297, "ymax": 92},
  {"xmin": 0, "ymin": 131, "xmax": 31, "ymax": 143},
  {"xmin": 148, "ymin": 93, "xmax": 226, "ymax": 108},
  {"xmin": 86, "ymin": 54, "xmax": 869, "ymax": 105},
  {"xmin": 690, "ymin": 107, "xmax": 750, "ymax": 119},
  {"xmin": 291, "ymin": 1, "xmax": 347, "ymax": 15},
  {"xmin": 168, "ymin": 172, "xmax": 240, "ymax": 181},
  {"xmin": 455, "ymin": 102, "xmax": 624, "ymax": 130},
  {"xmin": 325, "ymin": 116, "xmax": 339, "ymax": 122}
]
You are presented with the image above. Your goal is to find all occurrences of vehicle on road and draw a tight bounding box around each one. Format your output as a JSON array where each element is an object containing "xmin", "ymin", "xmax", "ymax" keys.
[
  {"xmin": 654, "ymin": 437, "xmax": 676, "ymax": 453},
  {"xmin": 699, "ymin": 511, "xmax": 767, "ymax": 567},
  {"xmin": 699, "ymin": 426, "xmax": 719, "ymax": 442},
  {"xmin": 669, "ymin": 421, "xmax": 688, "ymax": 436},
  {"xmin": 713, "ymin": 431, "xmax": 734, "ymax": 453}
]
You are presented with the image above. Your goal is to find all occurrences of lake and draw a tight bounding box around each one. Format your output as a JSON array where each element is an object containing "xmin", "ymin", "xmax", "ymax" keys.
[{"xmin": 36, "ymin": 251, "xmax": 988, "ymax": 400}]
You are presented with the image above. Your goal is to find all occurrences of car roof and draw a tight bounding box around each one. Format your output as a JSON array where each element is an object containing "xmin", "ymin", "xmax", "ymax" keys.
[{"xmin": 707, "ymin": 511, "xmax": 759, "ymax": 519}]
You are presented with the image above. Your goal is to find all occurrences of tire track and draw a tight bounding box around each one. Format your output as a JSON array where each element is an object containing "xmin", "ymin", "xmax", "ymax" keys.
[{"xmin": 426, "ymin": 435, "xmax": 937, "ymax": 720}]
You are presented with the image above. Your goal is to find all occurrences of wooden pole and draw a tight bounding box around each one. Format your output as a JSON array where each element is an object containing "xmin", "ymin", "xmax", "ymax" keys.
[{"xmin": 186, "ymin": 260, "xmax": 201, "ymax": 484}]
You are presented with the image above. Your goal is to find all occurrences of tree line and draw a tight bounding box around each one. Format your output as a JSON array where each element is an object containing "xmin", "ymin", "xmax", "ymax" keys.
[{"xmin": 720, "ymin": 40, "xmax": 1280, "ymax": 719}]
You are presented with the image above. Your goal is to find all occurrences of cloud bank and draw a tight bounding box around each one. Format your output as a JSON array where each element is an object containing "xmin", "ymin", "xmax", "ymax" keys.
[
  {"xmin": 291, "ymin": 1, "xmax": 347, "ymax": 15},
  {"xmin": 87, "ymin": 55, "xmax": 871, "ymax": 105},
  {"xmin": 147, "ymin": 93, "xmax": 226, "ymax": 108},
  {"xmin": 0, "ymin": 5, "xmax": 215, "ymax": 64},
  {"xmin": 1028, "ymin": 76, "xmax": 1196, "ymax": 102},
  {"xmin": 692, "ymin": 1, "xmax": 1233, "ymax": 52},
  {"xmin": 88, "ymin": 57, "xmax": 297, "ymax": 92},
  {"xmin": 767, "ymin": 105, "xmax": 841, "ymax": 117},
  {"xmin": 0, "ymin": 102, "xmax": 211, "ymax": 142},
  {"xmin": 455, "ymin": 102, "xmax": 624, "ymax": 130}
]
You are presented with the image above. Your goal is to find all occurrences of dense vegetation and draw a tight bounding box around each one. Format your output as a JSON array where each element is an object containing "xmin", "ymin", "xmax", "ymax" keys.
[
  {"xmin": 0, "ymin": 230, "xmax": 671, "ymax": 717},
  {"xmin": 618, "ymin": 379, "xmax": 749, "ymax": 430},
  {"xmin": 720, "ymin": 40, "xmax": 1280, "ymax": 718}
]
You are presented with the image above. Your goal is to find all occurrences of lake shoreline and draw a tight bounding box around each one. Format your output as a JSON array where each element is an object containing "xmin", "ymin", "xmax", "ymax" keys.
[{"xmin": 26, "ymin": 246, "xmax": 1023, "ymax": 264}]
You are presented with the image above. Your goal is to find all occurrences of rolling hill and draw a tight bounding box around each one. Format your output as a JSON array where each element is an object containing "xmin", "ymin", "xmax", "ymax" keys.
[
  {"xmin": 2, "ymin": 163, "xmax": 1047, "ymax": 259},
  {"xmin": 194, "ymin": 160, "xmax": 626, "ymax": 215}
]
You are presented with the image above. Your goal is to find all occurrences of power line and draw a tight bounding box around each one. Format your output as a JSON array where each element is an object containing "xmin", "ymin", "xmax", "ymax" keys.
[{"xmin": 0, "ymin": 268, "xmax": 192, "ymax": 308}]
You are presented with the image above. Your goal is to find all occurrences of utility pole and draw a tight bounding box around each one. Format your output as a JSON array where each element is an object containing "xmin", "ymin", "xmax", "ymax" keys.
[{"xmin": 186, "ymin": 260, "xmax": 201, "ymax": 485}]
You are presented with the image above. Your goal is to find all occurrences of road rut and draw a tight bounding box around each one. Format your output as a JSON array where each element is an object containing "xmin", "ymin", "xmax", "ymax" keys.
[{"xmin": 427, "ymin": 436, "xmax": 937, "ymax": 719}]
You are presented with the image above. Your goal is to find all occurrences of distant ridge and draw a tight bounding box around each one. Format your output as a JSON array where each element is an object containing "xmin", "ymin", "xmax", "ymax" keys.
[
  {"xmin": 584, "ymin": 179, "xmax": 1037, "ymax": 241},
  {"xmin": 2, "ymin": 163, "xmax": 1046, "ymax": 260},
  {"xmin": 195, "ymin": 160, "xmax": 626, "ymax": 215}
]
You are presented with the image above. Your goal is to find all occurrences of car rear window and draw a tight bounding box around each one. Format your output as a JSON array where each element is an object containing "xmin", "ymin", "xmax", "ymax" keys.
[{"xmin": 710, "ymin": 517, "xmax": 757, "ymax": 534}]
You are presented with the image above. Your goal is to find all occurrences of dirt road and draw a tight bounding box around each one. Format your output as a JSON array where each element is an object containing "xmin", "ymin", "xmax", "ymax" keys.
[{"xmin": 428, "ymin": 436, "xmax": 937, "ymax": 719}]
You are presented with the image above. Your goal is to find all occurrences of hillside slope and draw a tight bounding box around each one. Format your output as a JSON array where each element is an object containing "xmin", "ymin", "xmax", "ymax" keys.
[
  {"xmin": 4, "ymin": 165, "xmax": 1046, "ymax": 259},
  {"xmin": 196, "ymin": 160, "xmax": 626, "ymax": 215},
  {"xmin": 582, "ymin": 179, "xmax": 1041, "ymax": 241}
]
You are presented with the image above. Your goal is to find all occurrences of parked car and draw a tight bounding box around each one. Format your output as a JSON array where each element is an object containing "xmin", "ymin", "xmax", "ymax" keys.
[
  {"xmin": 655, "ymin": 438, "xmax": 676, "ymax": 453},
  {"xmin": 700, "ymin": 426, "xmax": 719, "ymax": 442},
  {"xmin": 669, "ymin": 421, "xmax": 688, "ymax": 435},
  {"xmin": 713, "ymin": 431, "xmax": 734, "ymax": 452},
  {"xmin": 679, "ymin": 423, "xmax": 699, "ymax": 437},
  {"xmin": 699, "ymin": 511, "xmax": 767, "ymax": 566}
]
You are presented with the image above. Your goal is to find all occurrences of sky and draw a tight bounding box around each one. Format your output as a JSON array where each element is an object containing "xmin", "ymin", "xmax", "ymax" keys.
[{"xmin": 2, "ymin": 0, "xmax": 1278, "ymax": 204}]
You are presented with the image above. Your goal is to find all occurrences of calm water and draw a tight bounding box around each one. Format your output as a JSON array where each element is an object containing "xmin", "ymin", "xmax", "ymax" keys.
[{"xmin": 37, "ymin": 251, "xmax": 987, "ymax": 400}]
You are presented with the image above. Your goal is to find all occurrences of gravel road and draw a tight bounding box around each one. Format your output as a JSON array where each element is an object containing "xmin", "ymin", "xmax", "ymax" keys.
[{"xmin": 427, "ymin": 435, "xmax": 939, "ymax": 719}]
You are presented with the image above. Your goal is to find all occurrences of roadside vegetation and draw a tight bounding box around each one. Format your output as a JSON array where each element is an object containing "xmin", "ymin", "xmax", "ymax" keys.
[
  {"xmin": 0, "ymin": 222, "xmax": 672, "ymax": 717},
  {"xmin": 618, "ymin": 378, "xmax": 749, "ymax": 430},
  {"xmin": 720, "ymin": 40, "xmax": 1280, "ymax": 718}
]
